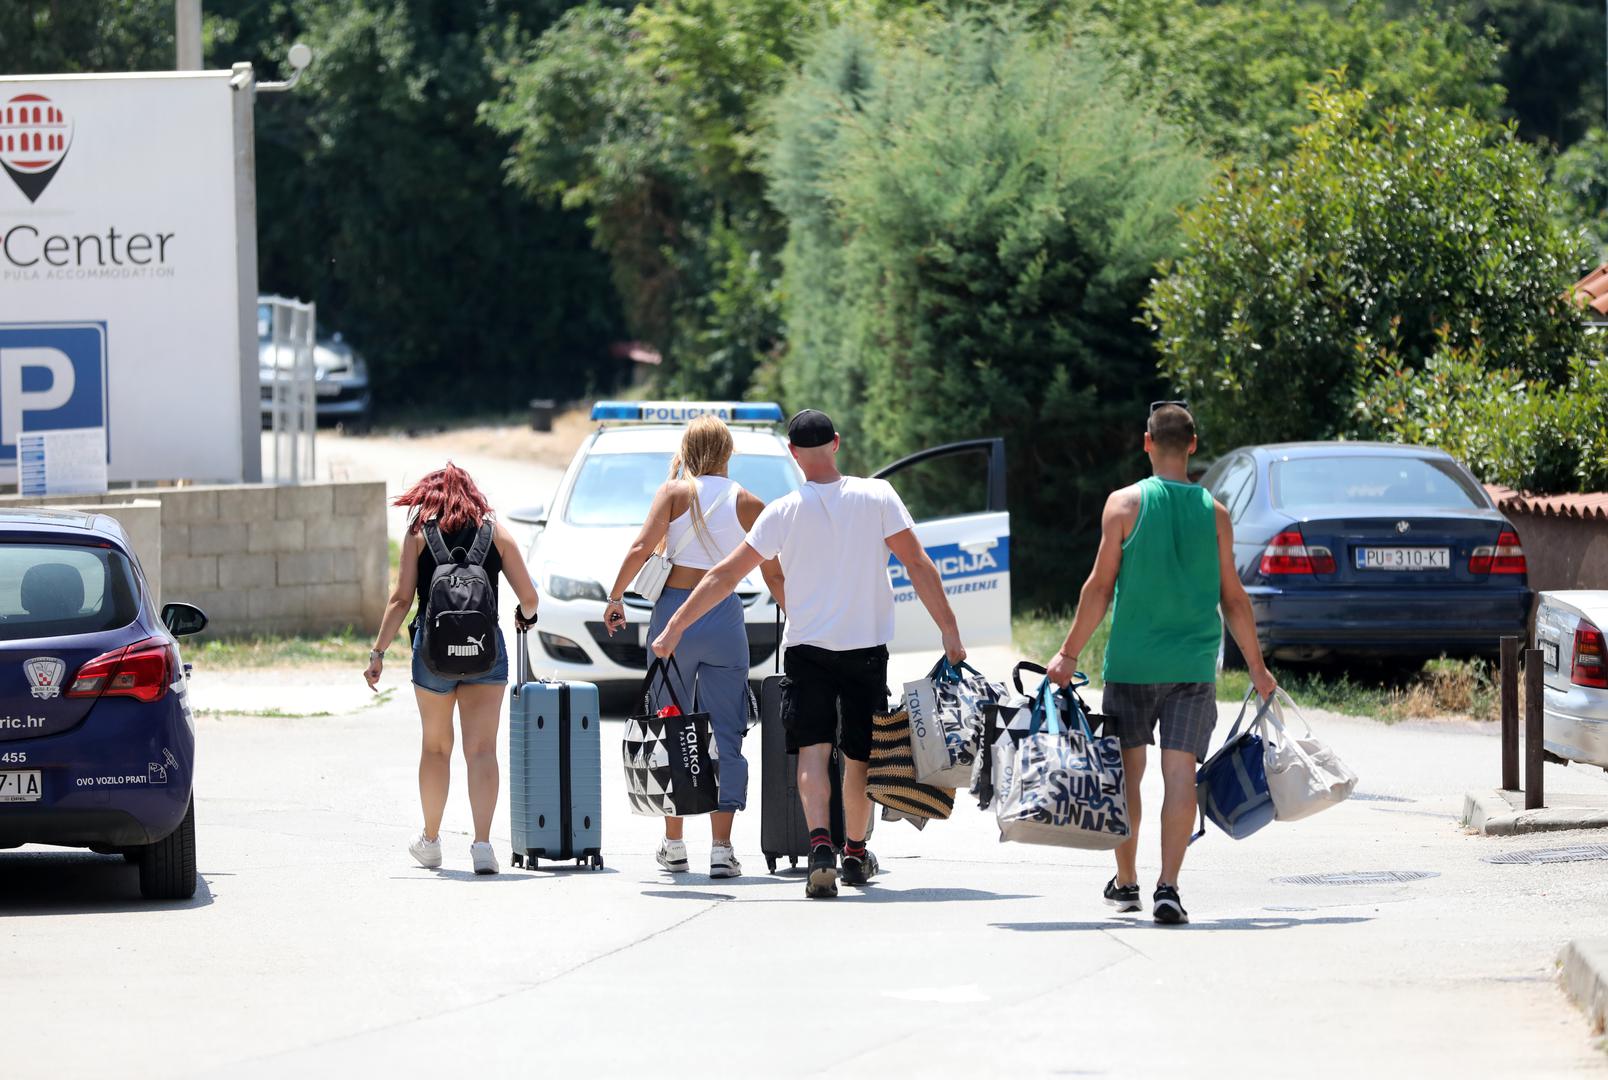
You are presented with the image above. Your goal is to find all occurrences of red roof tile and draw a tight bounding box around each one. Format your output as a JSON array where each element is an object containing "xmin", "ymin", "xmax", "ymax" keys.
[
  {"xmin": 1572, "ymin": 264, "xmax": 1608, "ymax": 316},
  {"xmin": 1487, "ymin": 484, "xmax": 1608, "ymax": 522}
]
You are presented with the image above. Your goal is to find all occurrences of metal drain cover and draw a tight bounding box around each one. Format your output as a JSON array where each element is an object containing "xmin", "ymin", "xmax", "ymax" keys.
[
  {"xmin": 1271, "ymin": 870, "xmax": 1439, "ymax": 886},
  {"xmin": 1484, "ymin": 844, "xmax": 1608, "ymax": 865}
]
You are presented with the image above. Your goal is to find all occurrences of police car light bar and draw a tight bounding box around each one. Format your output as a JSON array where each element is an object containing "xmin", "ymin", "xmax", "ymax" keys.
[{"xmin": 590, "ymin": 401, "xmax": 785, "ymax": 424}]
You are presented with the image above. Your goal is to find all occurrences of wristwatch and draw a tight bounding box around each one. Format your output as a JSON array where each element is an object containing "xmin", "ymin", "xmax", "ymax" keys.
[{"xmin": 369, "ymin": 649, "xmax": 385, "ymax": 662}]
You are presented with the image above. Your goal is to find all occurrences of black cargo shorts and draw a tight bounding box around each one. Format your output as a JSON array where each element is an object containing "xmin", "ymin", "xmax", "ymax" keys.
[{"xmin": 779, "ymin": 643, "xmax": 889, "ymax": 762}]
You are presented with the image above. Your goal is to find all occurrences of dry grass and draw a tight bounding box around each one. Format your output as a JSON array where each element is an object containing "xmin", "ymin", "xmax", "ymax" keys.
[
  {"xmin": 1382, "ymin": 657, "xmax": 1502, "ymax": 722},
  {"xmin": 379, "ymin": 403, "xmax": 595, "ymax": 470}
]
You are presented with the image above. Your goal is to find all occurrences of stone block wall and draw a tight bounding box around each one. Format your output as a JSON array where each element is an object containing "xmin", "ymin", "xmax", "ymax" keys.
[{"xmin": 0, "ymin": 481, "xmax": 386, "ymax": 636}]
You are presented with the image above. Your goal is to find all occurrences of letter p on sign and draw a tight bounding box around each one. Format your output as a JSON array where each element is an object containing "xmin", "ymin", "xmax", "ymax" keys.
[{"xmin": 0, "ymin": 323, "xmax": 107, "ymax": 463}]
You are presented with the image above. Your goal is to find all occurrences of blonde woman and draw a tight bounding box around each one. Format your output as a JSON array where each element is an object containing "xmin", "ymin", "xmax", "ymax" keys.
[{"xmin": 605, "ymin": 415, "xmax": 785, "ymax": 877}]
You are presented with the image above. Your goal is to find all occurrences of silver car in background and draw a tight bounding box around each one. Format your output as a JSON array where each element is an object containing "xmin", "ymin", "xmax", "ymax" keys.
[
  {"xmin": 257, "ymin": 300, "xmax": 372, "ymax": 430},
  {"xmin": 1535, "ymin": 590, "xmax": 1608, "ymax": 770}
]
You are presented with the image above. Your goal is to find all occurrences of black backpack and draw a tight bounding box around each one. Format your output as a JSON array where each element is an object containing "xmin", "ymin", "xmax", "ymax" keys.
[{"xmin": 419, "ymin": 518, "xmax": 499, "ymax": 678}]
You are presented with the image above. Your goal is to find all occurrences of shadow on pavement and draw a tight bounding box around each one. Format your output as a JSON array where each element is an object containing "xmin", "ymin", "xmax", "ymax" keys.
[
  {"xmin": 992, "ymin": 915, "xmax": 1373, "ymax": 932},
  {"xmin": 640, "ymin": 884, "xmax": 1037, "ymax": 904},
  {"xmin": 641, "ymin": 889, "xmax": 735, "ymax": 902},
  {"xmin": 0, "ymin": 850, "xmax": 216, "ymax": 915}
]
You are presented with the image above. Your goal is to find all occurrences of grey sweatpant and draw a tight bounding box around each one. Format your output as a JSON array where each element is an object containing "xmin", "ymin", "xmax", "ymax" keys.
[{"xmin": 646, "ymin": 586, "xmax": 750, "ymax": 812}]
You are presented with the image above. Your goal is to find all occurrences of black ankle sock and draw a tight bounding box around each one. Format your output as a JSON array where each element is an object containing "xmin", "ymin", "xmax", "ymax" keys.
[
  {"xmin": 809, "ymin": 828, "xmax": 832, "ymax": 851},
  {"xmin": 844, "ymin": 838, "xmax": 866, "ymax": 858}
]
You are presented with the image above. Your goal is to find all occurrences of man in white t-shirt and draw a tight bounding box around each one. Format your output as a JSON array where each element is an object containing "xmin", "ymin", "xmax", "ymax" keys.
[{"xmin": 652, "ymin": 409, "xmax": 966, "ymax": 898}]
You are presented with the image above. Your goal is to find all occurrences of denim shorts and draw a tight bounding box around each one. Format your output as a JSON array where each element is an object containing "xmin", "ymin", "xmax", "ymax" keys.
[{"xmin": 411, "ymin": 626, "xmax": 509, "ymax": 695}]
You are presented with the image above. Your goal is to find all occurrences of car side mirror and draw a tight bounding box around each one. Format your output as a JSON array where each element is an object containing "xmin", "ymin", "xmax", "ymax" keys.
[
  {"xmin": 161, "ymin": 602, "xmax": 208, "ymax": 638},
  {"xmin": 507, "ymin": 504, "xmax": 547, "ymax": 526}
]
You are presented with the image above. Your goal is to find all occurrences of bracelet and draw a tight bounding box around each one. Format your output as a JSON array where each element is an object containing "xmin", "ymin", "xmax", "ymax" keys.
[
  {"xmin": 369, "ymin": 649, "xmax": 385, "ymax": 661},
  {"xmin": 1056, "ymin": 650, "xmax": 1075, "ymax": 662},
  {"xmin": 606, "ymin": 597, "xmax": 623, "ymax": 605}
]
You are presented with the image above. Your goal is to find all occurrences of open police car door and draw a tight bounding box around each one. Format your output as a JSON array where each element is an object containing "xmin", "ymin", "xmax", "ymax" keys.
[{"xmin": 874, "ymin": 438, "xmax": 1011, "ymax": 654}]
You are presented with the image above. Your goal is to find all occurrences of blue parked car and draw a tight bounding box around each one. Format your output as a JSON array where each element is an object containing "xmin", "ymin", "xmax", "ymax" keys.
[
  {"xmin": 0, "ymin": 510, "xmax": 208, "ymax": 900},
  {"xmin": 1199, "ymin": 443, "xmax": 1530, "ymax": 667}
]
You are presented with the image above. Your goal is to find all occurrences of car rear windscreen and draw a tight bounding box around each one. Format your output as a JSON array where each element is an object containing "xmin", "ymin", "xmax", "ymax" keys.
[
  {"xmin": 1270, "ymin": 456, "xmax": 1485, "ymax": 511},
  {"xmin": 0, "ymin": 544, "xmax": 141, "ymax": 641},
  {"xmin": 565, "ymin": 453, "xmax": 802, "ymax": 526}
]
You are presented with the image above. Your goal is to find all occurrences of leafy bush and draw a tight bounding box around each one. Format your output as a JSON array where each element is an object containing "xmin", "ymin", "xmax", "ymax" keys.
[
  {"xmin": 1355, "ymin": 343, "xmax": 1608, "ymax": 492},
  {"xmin": 1552, "ymin": 127, "xmax": 1608, "ymax": 260},
  {"xmin": 766, "ymin": 15, "xmax": 1209, "ymax": 605},
  {"xmin": 1147, "ymin": 84, "xmax": 1590, "ymax": 456}
]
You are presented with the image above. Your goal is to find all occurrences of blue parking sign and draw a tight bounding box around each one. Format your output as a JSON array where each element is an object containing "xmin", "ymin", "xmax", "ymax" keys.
[{"xmin": 0, "ymin": 322, "xmax": 108, "ymax": 464}]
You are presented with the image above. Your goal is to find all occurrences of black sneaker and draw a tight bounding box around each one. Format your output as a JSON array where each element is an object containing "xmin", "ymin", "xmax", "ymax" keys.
[
  {"xmin": 1153, "ymin": 884, "xmax": 1189, "ymax": 925},
  {"xmin": 805, "ymin": 845, "xmax": 838, "ymax": 899},
  {"xmin": 1103, "ymin": 876, "xmax": 1141, "ymax": 913},
  {"xmin": 841, "ymin": 849, "xmax": 879, "ymax": 887}
]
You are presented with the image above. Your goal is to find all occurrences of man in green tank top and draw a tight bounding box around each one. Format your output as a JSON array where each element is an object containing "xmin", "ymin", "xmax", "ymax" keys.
[{"xmin": 1047, "ymin": 404, "xmax": 1276, "ymax": 925}]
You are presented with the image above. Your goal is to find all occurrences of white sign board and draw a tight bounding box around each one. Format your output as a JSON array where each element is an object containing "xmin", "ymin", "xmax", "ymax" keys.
[
  {"xmin": 18, "ymin": 427, "xmax": 108, "ymax": 496},
  {"xmin": 0, "ymin": 71, "xmax": 254, "ymax": 483}
]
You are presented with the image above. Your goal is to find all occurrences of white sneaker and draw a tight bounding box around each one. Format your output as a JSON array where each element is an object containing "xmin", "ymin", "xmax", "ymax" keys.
[
  {"xmin": 470, "ymin": 841, "xmax": 499, "ymax": 876},
  {"xmin": 409, "ymin": 833, "xmax": 442, "ymax": 869},
  {"xmin": 710, "ymin": 843, "xmax": 742, "ymax": 879},
  {"xmin": 656, "ymin": 837, "xmax": 689, "ymax": 873}
]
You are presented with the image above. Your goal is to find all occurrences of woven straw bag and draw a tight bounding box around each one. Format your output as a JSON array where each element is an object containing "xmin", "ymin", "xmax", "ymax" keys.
[{"xmin": 866, "ymin": 708, "xmax": 954, "ymax": 821}]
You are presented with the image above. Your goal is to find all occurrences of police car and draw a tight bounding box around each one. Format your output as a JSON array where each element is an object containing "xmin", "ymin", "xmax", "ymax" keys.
[
  {"xmin": 509, "ymin": 401, "xmax": 1013, "ymax": 689},
  {"xmin": 0, "ymin": 510, "xmax": 207, "ymax": 900}
]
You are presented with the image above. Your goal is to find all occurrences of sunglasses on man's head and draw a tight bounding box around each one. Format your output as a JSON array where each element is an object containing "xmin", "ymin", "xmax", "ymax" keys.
[{"xmin": 1150, "ymin": 400, "xmax": 1189, "ymax": 414}]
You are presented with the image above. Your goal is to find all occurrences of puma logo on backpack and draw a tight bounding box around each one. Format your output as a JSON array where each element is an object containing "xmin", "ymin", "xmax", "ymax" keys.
[
  {"xmin": 420, "ymin": 519, "xmax": 499, "ymax": 678},
  {"xmin": 447, "ymin": 635, "xmax": 487, "ymax": 659}
]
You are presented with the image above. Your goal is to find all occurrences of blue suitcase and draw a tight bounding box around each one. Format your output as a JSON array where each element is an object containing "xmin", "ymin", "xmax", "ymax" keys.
[{"xmin": 510, "ymin": 629, "xmax": 604, "ymax": 870}]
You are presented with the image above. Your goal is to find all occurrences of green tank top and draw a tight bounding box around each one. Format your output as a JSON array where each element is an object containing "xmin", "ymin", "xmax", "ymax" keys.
[{"xmin": 1102, "ymin": 476, "xmax": 1222, "ymax": 685}]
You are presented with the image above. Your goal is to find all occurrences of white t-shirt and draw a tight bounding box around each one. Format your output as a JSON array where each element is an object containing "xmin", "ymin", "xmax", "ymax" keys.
[{"xmin": 745, "ymin": 476, "xmax": 915, "ymax": 652}]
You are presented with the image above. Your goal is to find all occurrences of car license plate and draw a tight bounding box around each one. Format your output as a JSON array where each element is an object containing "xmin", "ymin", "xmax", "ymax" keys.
[
  {"xmin": 1356, "ymin": 547, "xmax": 1450, "ymax": 571},
  {"xmin": 1542, "ymin": 639, "xmax": 1560, "ymax": 670},
  {"xmin": 0, "ymin": 770, "xmax": 41, "ymax": 803}
]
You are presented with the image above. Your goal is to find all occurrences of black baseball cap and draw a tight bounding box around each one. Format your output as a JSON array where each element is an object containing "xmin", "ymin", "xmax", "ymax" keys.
[{"xmin": 787, "ymin": 409, "xmax": 836, "ymax": 449}]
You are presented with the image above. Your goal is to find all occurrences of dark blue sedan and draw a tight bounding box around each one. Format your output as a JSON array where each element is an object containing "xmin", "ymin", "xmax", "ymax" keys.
[
  {"xmin": 0, "ymin": 510, "xmax": 208, "ymax": 899},
  {"xmin": 1199, "ymin": 443, "xmax": 1530, "ymax": 666}
]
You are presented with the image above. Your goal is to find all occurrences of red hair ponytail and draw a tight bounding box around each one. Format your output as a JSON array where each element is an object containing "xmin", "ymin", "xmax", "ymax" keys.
[{"xmin": 394, "ymin": 462, "xmax": 493, "ymax": 534}]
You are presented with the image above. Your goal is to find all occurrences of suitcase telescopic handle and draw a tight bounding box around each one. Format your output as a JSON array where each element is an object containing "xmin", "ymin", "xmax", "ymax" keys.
[{"xmin": 515, "ymin": 625, "xmax": 530, "ymax": 688}]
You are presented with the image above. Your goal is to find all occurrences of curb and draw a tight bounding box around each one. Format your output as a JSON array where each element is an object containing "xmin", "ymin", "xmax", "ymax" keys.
[
  {"xmin": 1561, "ymin": 939, "xmax": 1608, "ymax": 1037},
  {"xmin": 1462, "ymin": 790, "xmax": 1608, "ymax": 836}
]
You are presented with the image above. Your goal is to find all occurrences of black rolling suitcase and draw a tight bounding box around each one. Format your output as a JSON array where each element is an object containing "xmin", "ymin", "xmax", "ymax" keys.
[{"xmin": 757, "ymin": 616, "xmax": 864, "ymax": 873}]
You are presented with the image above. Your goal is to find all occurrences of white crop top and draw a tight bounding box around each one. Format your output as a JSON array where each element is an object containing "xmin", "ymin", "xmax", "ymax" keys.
[{"xmin": 666, "ymin": 475, "xmax": 747, "ymax": 570}]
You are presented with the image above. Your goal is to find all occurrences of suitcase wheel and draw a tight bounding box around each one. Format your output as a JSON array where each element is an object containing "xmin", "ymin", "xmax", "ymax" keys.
[
  {"xmin": 789, "ymin": 855, "xmax": 799, "ymax": 870},
  {"xmin": 765, "ymin": 854, "xmax": 778, "ymax": 875},
  {"xmin": 590, "ymin": 854, "xmax": 604, "ymax": 870},
  {"xmin": 512, "ymin": 852, "xmax": 524, "ymax": 870}
]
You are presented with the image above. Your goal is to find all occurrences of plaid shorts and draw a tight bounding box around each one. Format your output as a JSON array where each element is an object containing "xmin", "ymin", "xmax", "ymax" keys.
[{"xmin": 1100, "ymin": 682, "xmax": 1218, "ymax": 762}]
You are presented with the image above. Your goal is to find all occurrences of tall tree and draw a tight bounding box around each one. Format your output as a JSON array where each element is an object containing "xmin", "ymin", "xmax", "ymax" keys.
[
  {"xmin": 1, "ymin": 1, "xmax": 628, "ymax": 411},
  {"xmin": 1064, "ymin": 0, "xmax": 1504, "ymax": 161},
  {"xmin": 1469, "ymin": 0, "xmax": 1606, "ymax": 148},
  {"xmin": 769, "ymin": 15, "xmax": 1209, "ymax": 605}
]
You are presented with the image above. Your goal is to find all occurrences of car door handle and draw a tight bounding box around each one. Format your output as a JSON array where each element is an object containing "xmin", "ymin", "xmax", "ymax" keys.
[{"xmin": 958, "ymin": 537, "xmax": 999, "ymax": 555}]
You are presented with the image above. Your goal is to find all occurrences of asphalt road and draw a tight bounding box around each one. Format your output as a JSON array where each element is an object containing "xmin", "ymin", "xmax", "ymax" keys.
[{"xmin": 5, "ymin": 678, "xmax": 1608, "ymax": 1078}]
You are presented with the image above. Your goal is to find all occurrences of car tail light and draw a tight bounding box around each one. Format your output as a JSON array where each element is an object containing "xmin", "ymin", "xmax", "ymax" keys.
[
  {"xmin": 67, "ymin": 637, "xmax": 173, "ymax": 703},
  {"xmin": 1470, "ymin": 529, "xmax": 1527, "ymax": 575},
  {"xmin": 1573, "ymin": 622, "xmax": 1608, "ymax": 689},
  {"xmin": 1259, "ymin": 528, "xmax": 1335, "ymax": 575}
]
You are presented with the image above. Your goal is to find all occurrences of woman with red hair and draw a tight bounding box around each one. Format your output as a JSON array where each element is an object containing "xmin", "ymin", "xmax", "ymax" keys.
[{"xmin": 365, "ymin": 463, "xmax": 539, "ymax": 875}]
